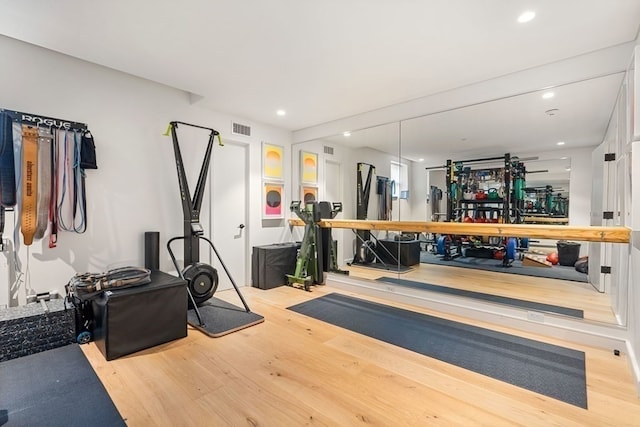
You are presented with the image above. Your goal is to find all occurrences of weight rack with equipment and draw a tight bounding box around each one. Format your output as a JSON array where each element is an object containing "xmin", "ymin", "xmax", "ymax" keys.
[{"xmin": 427, "ymin": 153, "xmax": 530, "ymax": 267}]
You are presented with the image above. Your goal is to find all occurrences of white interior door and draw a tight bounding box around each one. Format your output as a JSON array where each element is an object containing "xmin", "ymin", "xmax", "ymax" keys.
[
  {"xmin": 210, "ymin": 141, "xmax": 248, "ymax": 290},
  {"xmin": 325, "ymin": 160, "xmax": 342, "ymax": 202}
]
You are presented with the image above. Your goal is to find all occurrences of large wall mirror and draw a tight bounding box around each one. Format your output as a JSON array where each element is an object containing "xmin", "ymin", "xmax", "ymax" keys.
[{"xmin": 293, "ymin": 72, "xmax": 626, "ymax": 327}]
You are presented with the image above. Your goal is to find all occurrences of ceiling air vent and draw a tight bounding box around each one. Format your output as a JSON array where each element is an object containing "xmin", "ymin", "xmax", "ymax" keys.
[
  {"xmin": 232, "ymin": 122, "xmax": 251, "ymax": 137},
  {"xmin": 323, "ymin": 146, "xmax": 334, "ymax": 155}
]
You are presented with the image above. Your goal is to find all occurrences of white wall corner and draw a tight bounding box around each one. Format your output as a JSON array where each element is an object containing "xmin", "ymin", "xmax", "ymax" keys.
[{"xmin": 625, "ymin": 339, "xmax": 640, "ymax": 397}]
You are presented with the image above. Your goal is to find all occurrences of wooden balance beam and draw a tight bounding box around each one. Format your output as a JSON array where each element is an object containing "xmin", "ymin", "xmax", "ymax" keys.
[
  {"xmin": 523, "ymin": 216, "xmax": 569, "ymax": 224},
  {"xmin": 288, "ymin": 219, "xmax": 630, "ymax": 243}
]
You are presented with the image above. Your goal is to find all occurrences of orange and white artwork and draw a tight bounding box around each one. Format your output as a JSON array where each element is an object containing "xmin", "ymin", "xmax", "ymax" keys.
[
  {"xmin": 300, "ymin": 151, "xmax": 317, "ymax": 184},
  {"xmin": 301, "ymin": 185, "xmax": 318, "ymax": 206},
  {"xmin": 263, "ymin": 182, "xmax": 284, "ymax": 218},
  {"xmin": 263, "ymin": 143, "xmax": 284, "ymax": 180}
]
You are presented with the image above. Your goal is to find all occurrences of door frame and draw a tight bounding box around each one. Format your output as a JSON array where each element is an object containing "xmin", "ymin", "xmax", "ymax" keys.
[
  {"xmin": 208, "ymin": 138, "xmax": 250, "ymax": 288},
  {"xmin": 324, "ymin": 158, "xmax": 344, "ymax": 265}
]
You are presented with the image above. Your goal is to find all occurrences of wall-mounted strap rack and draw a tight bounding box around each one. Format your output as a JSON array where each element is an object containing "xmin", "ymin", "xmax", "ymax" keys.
[
  {"xmin": 0, "ymin": 108, "xmax": 87, "ymax": 131},
  {"xmin": 0, "ymin": 107, "xmax": 92, "ymax": 249}
]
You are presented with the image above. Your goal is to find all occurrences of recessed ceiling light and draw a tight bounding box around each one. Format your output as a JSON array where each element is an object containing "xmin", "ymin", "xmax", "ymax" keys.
[
  {"xmin": 343, "ymin": 131, "xmax": 351, "ymax": 137},
  {"xmin": 565, "ymin": 167, "xmax": 571, "ymax": 171},
  {"xmin": 556, "ymin": 141, "xmax": 565, "ymax": 146},
  {"xmin": 542, "ymin": 91, "xmax": 554, "ymax": 99},
  {"xmin": 517, "ymin": 11, "xmax": 536, "ymax": 23},
  {"xmin": 276, "ymin": 109, "xmax": 286, "ymax": 116},
  {"xmin": 560, "ymin": 156, "xmax": 568, "ymax": 160},
  {"xmin": 418, "ymin": 158, "xmax": 424, "ymax": 162}
]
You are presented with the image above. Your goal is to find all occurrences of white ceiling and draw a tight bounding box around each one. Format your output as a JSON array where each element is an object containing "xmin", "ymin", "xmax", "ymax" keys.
[
  {"xmin": 395, "ymin": 72, "xmax": 624, "ymax": 161},
  {"xmin": 1, "ymin": 0, "xmax": 639, "ymax": 136},
  {"xmin": 323, "ymin": 72, "xmax": 623, "ymax": 156}
]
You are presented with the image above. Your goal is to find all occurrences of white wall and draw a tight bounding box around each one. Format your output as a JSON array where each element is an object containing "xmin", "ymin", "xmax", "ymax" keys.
[
  {"xmin": 405, "ymin": 160, "xmax": 428, "ymax": 222},
  {"xmin": 630, "ymin": 142, "xmax": 640, "ymax": 392},
  {"xmin": 0, "ymin": 35, "xmax": 292, "ymax": 304},
  {"xmin": 567, "ymin": 148, "xmax": 594, "ymax": 226}
]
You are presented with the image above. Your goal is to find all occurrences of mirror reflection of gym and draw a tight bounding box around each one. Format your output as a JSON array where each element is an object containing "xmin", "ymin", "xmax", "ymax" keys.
[{"xmin": 293, "ymin": 73, "xmax": 626, "ymax": 327}]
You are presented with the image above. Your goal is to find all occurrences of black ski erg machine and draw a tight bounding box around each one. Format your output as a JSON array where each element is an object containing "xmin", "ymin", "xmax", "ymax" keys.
[{"xmin": 165, "ymin": 121, "xmax": 263, "ymax": 336}]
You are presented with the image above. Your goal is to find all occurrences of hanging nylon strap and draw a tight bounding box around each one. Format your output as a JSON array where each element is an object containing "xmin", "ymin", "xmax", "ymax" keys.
[
  {"xmin": 56, "ymin": 129, "xmax": 74, "ymax": 231},
  {"xmin": 72, "ymin": 130, "xmax": 86, "ymax": 233},
  {"xmin": 49, "ymin": 128, "xmax": 59, "ymax": 248},
  {"xmin": 0, "ymin": 112, "xmax": 16, "ymax": 207},
  {"xmin": 56, "ymin": 129, "xmax": 87, "ymax": 233},
  {"xmin": 34, "ymin": 127, "xmax": 53, "ymax": 239},
  {"xmin": 20, "ymin": 125, "xmax": 39, "ymax": 246}
]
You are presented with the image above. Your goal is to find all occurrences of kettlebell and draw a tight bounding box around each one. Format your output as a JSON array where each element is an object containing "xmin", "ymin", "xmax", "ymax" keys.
[
  {"xmin": 488, "ymin": 188, "xmax": 499, "ymax": 200},
  {"xmin": 476, "ymin": 190, "xmax": 487, "ymax": 200}
]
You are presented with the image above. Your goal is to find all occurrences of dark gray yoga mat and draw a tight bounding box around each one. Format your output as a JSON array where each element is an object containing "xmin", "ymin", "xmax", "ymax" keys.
[
  {"xmin": 421, "ymin": 252, "xmax": 588, "ymax": 283},
  {"xmin": 0, "ymin": 344, "xmax": 125, "ymax": 426},
  {"xmin": 376, "ymin": 276, "xmax": 584, "ymax": 318},
  {"xmin": 349, "ymin": 262, "xmax": 413, "ymax": 273},
  {"xmin": 288, "ymin": 293, "xmax": 587, "ymax": 408}
]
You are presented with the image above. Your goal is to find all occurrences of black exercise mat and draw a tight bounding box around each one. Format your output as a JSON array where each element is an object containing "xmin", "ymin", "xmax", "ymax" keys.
[
  {"xmin": 188, "ymin": 297, "xmax": 264, "ymax": 338},
  {"xmin": 421, "ymin": 252, "xmax": 588, "ymax": 282},
  {"xmin": 0, "ymin": 344, "xmax": 125, "ymax": 427},
  {"xmin": 349, "ymin": 262, "xmax": 413, "ymax": 273},
  {"xmin": 288, "ymin": 293, "xmax": 587, "ymax": 408},
  {"xmin": 376, "ymin": 276, "xmax": 584, "ymax": 318}
]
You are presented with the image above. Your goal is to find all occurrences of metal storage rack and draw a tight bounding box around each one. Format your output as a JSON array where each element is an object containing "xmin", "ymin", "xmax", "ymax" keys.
[{"xmin": 443, "ymin": 153, "xmax": 526, "ymax": 224}]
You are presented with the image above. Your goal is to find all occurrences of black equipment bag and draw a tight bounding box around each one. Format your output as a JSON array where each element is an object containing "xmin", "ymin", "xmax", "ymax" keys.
[
  {"xmin": 66, "ymin": 266, "xmax": 151, "ymax": 300},
  {"xmin": 80, "ymin": 131, "xmax": 98, "ymax": 169},
  {"xmin": 465, "ymin": 247, "xmax": 495, "ymax": 259}
]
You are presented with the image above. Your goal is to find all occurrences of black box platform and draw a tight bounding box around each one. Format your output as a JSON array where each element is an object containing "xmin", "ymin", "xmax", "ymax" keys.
[
  {"xmin": 252, "ymin": 242, "xmax": 300, "ymax": 289},
  {"xmin": 377, "ymin": 239, "xmax": 421, "ymax": 266},
  {"xmin": 92, "ymin": 270, "xmax": 187, "ymax": 361}
]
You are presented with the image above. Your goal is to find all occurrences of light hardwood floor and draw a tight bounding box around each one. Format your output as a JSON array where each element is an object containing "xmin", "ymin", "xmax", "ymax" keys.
[{"xmin": 83, "ymin": 283, "xmax": 640, "ymax": 426}]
